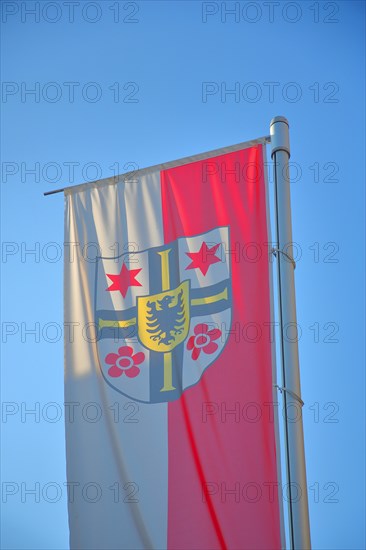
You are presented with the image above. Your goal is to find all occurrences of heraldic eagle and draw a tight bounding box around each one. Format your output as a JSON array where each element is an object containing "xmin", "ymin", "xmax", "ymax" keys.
[{"xmin": 146, "ymin": 290, "xmax": 186, "ymax": 346}]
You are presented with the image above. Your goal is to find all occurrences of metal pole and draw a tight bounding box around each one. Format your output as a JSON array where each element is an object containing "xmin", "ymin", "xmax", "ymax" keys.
[{"xmin": 270, "ymin": 116, "xmax": 311, "ymax": 549}]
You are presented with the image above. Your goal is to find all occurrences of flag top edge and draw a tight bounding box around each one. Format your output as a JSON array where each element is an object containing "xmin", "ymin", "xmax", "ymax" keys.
[{"xmin": 64, "ymin": 135, "xmax": 270, "ymax": 196}]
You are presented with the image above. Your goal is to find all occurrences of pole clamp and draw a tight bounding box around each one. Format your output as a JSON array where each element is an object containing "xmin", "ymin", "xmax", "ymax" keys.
[
  {"xmin": 271, "ymin": 247, "xmax": 296, "ymax": 269},
  {"xmin": 274, "ymin": 384, "xmax": 304, "ymax": 407}
]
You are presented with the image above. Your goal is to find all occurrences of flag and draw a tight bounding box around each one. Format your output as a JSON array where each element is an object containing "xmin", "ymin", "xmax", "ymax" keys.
[{"xmin": 64, "ymin": 140, "xmax": 284, "ymax": 549}]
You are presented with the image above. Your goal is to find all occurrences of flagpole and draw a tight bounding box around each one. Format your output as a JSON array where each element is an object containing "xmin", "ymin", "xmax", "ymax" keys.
[{"xmin": 270, "ymin": 116, "xmax": 311, "ymax": 549}]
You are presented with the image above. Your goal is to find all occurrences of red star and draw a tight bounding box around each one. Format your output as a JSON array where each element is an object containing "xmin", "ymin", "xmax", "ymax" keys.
[
  {"xmin": 106, "ymin": 264, "xmax": 142, "ymax": 298},
  {"xmin": 185, "ymin": 242, "xmax": 221, "ymax": 276}
]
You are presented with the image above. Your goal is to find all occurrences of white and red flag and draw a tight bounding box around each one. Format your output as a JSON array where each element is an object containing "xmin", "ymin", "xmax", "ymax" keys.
[{"xmin": 64, "ymin": 141, "xmax": 284, "ymax": 549}]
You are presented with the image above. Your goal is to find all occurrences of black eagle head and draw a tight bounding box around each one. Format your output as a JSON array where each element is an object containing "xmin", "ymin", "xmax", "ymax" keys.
[{"xmin": 159, "ymin": 295, "xmax": 174, "ymax": 308}]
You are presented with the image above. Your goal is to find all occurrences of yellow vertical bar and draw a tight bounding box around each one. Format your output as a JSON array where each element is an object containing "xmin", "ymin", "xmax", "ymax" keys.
[
  {"xmin": 157, "ymin": 249, "xmax": 171, "ymax": 291},
  {"xmin": 157, "ymin": 248, "xmax": 175, "ymax": 391},
  {"xmin": 160, "ymin": 352, "xmax": 176, "ymax": 392}
]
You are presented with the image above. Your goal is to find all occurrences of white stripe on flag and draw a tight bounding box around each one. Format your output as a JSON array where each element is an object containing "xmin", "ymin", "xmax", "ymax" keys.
[{"xmin": 64, "ymin": 172, "xmax": 168, "ymax": 549}]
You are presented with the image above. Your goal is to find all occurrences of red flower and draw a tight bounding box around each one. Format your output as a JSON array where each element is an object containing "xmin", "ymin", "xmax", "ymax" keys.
[
  {"xmin": 105, "ymin": 346, "xmax": 145, "ymax": 378},
  {"xmin": 187, "ymin": 323, "xmax": 222, "ymax": 360}
]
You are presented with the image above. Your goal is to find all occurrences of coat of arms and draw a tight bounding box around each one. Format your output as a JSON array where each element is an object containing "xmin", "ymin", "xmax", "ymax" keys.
[{"xmin": 95, "ymin": 227, "xmax": 232, "ymax": 403}]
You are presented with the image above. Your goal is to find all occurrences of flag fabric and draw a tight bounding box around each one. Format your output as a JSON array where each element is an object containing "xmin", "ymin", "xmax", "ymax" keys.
[{"xmin": 64, "ymin": 140, "xmax": 284, "ymax": 549}]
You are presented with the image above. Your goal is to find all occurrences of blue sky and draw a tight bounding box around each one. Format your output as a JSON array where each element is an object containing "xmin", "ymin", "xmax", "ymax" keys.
[{"xmin": 1, "ymin": 1, "xmax": 365, "ymax": 549}]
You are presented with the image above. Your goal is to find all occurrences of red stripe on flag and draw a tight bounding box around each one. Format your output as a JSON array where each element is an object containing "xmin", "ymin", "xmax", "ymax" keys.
[{"xmin": 161, "ymin": 145, "xmax": 282, "ymax": 550}]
